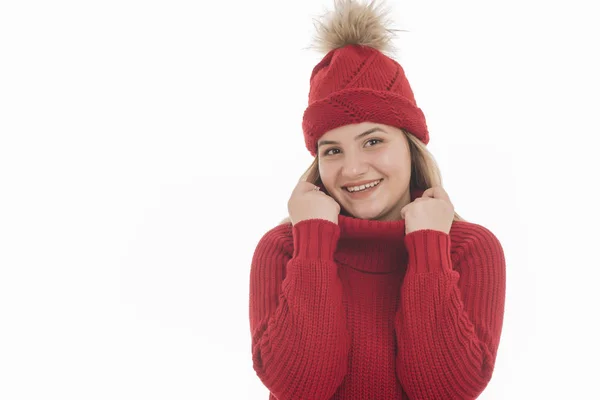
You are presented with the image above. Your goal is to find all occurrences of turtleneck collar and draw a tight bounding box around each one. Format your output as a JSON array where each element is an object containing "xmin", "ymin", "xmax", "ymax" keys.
[{"xmin": 333, "ymin": 188, "xmax": 425, "ymax": 274}]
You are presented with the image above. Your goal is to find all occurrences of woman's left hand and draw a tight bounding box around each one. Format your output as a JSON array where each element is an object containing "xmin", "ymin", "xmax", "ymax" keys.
[{"xmin": 400, "ymin": 186, "xmax": 455, "ymax": 235}]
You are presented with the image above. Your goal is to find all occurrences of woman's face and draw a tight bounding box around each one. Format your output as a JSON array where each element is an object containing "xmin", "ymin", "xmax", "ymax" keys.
[{"xmin": 317, "ymin": 122, "xmax": 412, "ymax": 221}]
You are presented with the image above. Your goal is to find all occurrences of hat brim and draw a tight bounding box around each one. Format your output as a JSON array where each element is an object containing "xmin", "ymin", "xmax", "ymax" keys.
[{"xmin": 302, "ymin": 88, "xmax": 429, "ymax": 156}]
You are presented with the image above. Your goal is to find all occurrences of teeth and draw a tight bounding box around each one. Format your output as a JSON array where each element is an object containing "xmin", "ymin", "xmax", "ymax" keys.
[{"xmin": 346, "ymin": 179, "xmax": 381, "ymax": 192}]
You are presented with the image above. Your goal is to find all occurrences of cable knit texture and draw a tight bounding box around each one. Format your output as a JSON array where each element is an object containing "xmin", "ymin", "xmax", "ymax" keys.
[{"xmin": 249, "ymin": 190, "xmax": 506, "ymax": 399}]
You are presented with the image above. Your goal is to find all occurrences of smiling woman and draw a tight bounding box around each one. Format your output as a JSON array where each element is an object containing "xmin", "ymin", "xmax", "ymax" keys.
[
  {"xmin": 278, "ymin": 123, "xmax": 466, "ymax": 224},
  {"xmin": 249, "ymin": 1, "xmax": 506, "ymax": 399}
]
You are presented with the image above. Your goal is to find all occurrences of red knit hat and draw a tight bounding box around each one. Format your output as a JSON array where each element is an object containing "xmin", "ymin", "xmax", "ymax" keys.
[{"xmin": 302, "ymin": 0, "xmax": 429, "ymax": 156}]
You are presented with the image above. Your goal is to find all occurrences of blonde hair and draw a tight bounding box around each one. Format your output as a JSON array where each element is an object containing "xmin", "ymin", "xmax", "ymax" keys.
[{"xmin": 279, "ymin": 129, "xmax": 466, "ymax": 225}]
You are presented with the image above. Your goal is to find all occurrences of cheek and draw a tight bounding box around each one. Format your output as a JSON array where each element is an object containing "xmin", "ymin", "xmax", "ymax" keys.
[
  {"xmin": 317, "ymin": 164, "xmax": 333, "ymax": 185},
  {"xmin": 376, "ymin": 153, "xmax": 411, "ymax": 178},
  {"xmin": 318, "ymin": 164, "xmax": 341, "ymax": 194}
]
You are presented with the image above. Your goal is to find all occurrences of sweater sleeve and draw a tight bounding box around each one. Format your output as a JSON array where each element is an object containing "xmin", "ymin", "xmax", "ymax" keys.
[
  {"xmin": 249, "ymin": 219, "xmax": 351, "ymax": 400},
  {"xmin": 395, "ymin": 225, "xmax": 506, "ymax": 400}
]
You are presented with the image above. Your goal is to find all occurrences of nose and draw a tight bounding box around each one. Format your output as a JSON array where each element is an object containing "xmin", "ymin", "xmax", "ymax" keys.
[{"xmin": 341, "ymin": 152, "xmax": 369, "ymax": 178}]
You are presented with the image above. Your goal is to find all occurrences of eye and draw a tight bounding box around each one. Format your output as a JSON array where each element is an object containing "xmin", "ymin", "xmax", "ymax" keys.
[
  {"xmin": 323, "ymin": 148, "xmax": 340, "ymax": 156},
  {"xmin": 322, "ymin": 139, "xmax": 382, "ymax": 156},
  {"xmin": 366, "ymin": 138, "xmax": 382, "ymax": 147}
]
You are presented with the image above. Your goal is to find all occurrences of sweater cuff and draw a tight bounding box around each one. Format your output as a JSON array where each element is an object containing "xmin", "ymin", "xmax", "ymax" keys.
[
  {"xmin": 404, "ymin": 229, "xmax": 452, "ymax": 274},
  {"xmin": 292, "ymin": 219, "xmax": 340, "ymax": 261}
]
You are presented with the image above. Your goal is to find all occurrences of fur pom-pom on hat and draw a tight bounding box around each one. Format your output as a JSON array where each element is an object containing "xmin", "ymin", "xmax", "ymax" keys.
[{"xmin": 310, "ymin": 0, "xmax": 399, "ymax": 56}]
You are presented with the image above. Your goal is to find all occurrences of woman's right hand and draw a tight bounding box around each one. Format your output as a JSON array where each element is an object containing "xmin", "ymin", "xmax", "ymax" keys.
[{"xmin": 287, "ymin": 181, "xmax": 341, "ymax": 226}]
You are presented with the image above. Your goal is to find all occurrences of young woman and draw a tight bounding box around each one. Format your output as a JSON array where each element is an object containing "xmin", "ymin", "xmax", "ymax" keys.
[{"xmin": 249, "ymin": 1, "xmax": 506, "ymax": 399}]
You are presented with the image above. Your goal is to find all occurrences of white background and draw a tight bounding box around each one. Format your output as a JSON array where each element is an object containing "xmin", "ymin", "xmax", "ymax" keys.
[{"xmin": 1, "ymin": 0, "xmax": 598, "ymax": 399}]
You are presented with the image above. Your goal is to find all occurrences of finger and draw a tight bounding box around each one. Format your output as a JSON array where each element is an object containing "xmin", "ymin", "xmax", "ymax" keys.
[
  {"xmin": 294, "ymin": 181, "xmax": 320, "ymax": 194},
  {"xmin": 400, "ymin": 204, "xmax": 408, "ymax": 219},
  {"xmin": 421, "ymin": 187, "xmax": 435, "ymax": 198},
  {"xmin": 423, "ymin": 186, "xmax": 450, "ymax": 201}
]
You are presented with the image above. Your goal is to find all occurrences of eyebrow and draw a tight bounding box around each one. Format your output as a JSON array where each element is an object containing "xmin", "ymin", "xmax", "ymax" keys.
[{"xmin": 317, "ymin": 127, "xmax": 387, "ymax": 148}]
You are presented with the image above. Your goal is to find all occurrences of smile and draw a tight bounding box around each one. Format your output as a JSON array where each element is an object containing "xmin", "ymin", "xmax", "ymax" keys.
[{"xmin": 344, "ymin": 179, "xmax": 383, "ymax": 193}]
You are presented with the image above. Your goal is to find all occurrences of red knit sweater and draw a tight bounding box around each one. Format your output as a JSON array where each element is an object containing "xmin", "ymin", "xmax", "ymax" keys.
[{"xmin": 249, "ymin": 191, "xmax": 506, "ymax": 400}]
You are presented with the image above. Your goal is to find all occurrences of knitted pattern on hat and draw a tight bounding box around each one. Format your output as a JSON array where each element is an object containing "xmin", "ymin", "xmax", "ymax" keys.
[{"xmin": 302, "ymin": 0, "xmax": 429, "ymax": 156}]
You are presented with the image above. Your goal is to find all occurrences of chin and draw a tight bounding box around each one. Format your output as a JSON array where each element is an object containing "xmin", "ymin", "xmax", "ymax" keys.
[{"xmin": 345, "ymin": 206, "xmax": 384, "ymax": 220}]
